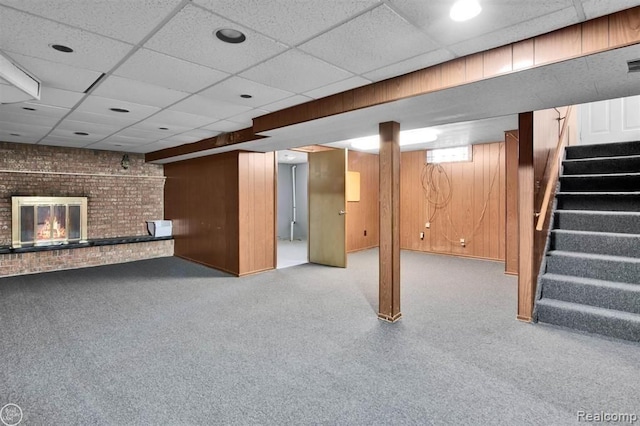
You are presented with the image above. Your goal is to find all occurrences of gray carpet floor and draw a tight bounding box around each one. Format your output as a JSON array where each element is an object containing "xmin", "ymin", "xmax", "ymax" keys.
[{"xmin": 1, "ymin": 250, "xmax": 639, "ymax": 425}]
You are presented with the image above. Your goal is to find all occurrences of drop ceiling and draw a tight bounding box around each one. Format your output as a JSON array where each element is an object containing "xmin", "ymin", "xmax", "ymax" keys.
[{"xmin": 0, "ymin": 0, "xmax": 639, "ymax": 155}]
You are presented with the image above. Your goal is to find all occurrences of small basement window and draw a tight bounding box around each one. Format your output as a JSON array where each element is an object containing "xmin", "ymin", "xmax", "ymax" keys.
[{"xmin": 427, "ymin": 145, "xmax": 472, "ymax": 164}]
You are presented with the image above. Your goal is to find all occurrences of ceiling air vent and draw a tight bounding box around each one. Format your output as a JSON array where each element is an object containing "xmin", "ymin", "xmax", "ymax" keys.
[{"xmin": 628, "ymin": 59, "xmax": 640, "ymax": 73}]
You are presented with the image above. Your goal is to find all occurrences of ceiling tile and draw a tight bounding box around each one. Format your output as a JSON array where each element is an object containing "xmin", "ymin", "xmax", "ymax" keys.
[
  {"xmin": 199, "ymin": 76, "xmax": 294, "ymax": 108},
  {"xmin": 0, "ymin": 7, "xmax": 133, "ymax": 73},
  {"xmin": 260, "ymin": 95, "xmax": 313, "ymax": 112},
  {"xmin": 130, "ymin": 120, "xmax": 192, "ymax": 136},
  {"xmin": 240, "ymin": 50, "xmax": 353, "ymax": 93},
  {"xmin": 225, "ymin": 108, "xmax": 269, "ymax": 128},
  {"xmin": 304, "ymin": 76, "xmax": 372, "ymax": 99},
  {"xmin": 92, "ymin": 75, "xmax": 189, "ymax": 108},
  {"xmin": 0, "ymin": 132, "xmax": 38, "ymax": 144},
  {"xmin": 144, "ymin": 4, "xmax": 288, "ymax": 73},
  {"xmin": 29, "ymin": 87, "xmax": 84, "ymax": 109},
  {"xmin": 169, "ymin": 95, "xmax": 253, "ymax": 121},
  {"xmin": 113, "ymin": 49, "xmax": 229, "ymax": 93},
  {"xmin": 2, "ymin": 52, "xmax": 103, "ymax": 92},
  {"xmin": 298, "ymin": 4, "xmax": 439, "ymax": 74},
  {"xmin": 389, "ymin": 0, "xmax": 574, "ymax": 48},
  {"xmin": 38, "ymin": 135, "xmax": 92, "ymax": 148},
  {"xmin": 162, "ymin": 129, "xmax": 220, "ymax": 144},
  {"xmin": 115, "ymin": 127, "xmax": 178, "ymax": 141},
  {"xmin": 142, "ymin": 139, "xmax": 189, "ymax": 151},
  {"xmin": 89, "ymin": 134, "xmax": 150, "ymax": 146},
  {"xmin": 56, "ymin": 119, "xmax": 123, "ymax": 135},
  {"xmin": 0, "ymin": 0, "xmax": 183, "ymax": 44},
  {"xmin": 363, "ymin": 49, "xmax": 455, "ymax": 82},
  {"xmin": 148, "ymin": 108, "xmax": 218, "ymax": 129},
  {"xmin": 66, "ymin": 110, "xmax": 142, "ymax": 127},
  {"xmin": 202, "ymin": 120, "xmax": 246, "ymax": 133},
  {"xmin": 49, "ymin": 128, "xmax": 110, "ymax": 143},
  {"xmin": 448, "ymin": 7, "xmax": 579, "ymax": 57},
  {"xmin": 0, "ymin": 102, "xmax": 69, "ymax": 119},
  {"xmin": 75, "ymin": 95, "xmax": 160, "ymax": 121},
  {"xmin": 0, "ymin": 120, "xmax": 52, "ymax": 139},
  {"xmin": 580, "ymin": 0, "xmax": 640, "ymax": 19},
  {"xmin": 194, "ymin": 0, "xmax": 380, "ymax": 45}
]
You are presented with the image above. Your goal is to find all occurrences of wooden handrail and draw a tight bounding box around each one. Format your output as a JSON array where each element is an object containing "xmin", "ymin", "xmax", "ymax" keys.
[{"xmin": 536, "ymin": 105, "xmax": 573, "ymax": 231}]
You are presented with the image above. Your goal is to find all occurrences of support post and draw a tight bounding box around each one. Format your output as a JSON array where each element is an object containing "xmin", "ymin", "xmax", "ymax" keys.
[
  {"xmin": 517, "ymin": 112, "xmax": 535, "ymax": 322},
  {"xmin": 378, "ymin": 121, "xmax": 401, "ymax": 322}
]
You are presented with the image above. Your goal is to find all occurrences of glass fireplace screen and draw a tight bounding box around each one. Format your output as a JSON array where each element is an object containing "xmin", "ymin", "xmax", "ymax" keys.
[{"xmin": 12, "ymin": 196, "xmax": 87, "ymax": 248}]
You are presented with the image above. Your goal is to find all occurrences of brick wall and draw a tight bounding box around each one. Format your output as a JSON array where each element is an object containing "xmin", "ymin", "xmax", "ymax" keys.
[
  {"xmin": 0, "ymin": 240, "xmax": 174, "ymax": 277},
  {"xmin": 0, "ymin": 142, "xmax": 173, "ymax": 276}
]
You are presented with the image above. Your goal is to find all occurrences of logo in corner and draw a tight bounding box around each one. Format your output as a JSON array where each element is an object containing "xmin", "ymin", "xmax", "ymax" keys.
[{"xmin": 0, "ymin": 404, "xmax": 22, "ymax": 426}]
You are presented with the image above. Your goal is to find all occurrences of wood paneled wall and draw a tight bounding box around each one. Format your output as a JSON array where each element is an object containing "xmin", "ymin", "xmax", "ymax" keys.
[
  {"xmin": 239, "ymin": 152, "xmax": 276, "ymax": 275},
  {"xmin": 164, "ymin": 152, "xmax": 240, "ymax": 274},
  {"xmin": 164, "ymin": 151, "xmax": 275, "ymax": 276},
  {"xmin": 400, "ymin": 142, "xmax": 506, "ymax": 261},
  {"xmin": 347, "ymin": 150, "xmax": 379, "ymax": 252}
]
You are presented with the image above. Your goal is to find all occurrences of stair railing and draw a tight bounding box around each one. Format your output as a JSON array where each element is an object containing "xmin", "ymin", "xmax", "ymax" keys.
[{"xmin": 536, "ymin": 105, "xmax": 573, "ymax": 231}]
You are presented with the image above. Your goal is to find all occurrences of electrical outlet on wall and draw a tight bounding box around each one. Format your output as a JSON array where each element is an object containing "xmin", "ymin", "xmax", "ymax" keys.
[
  {"xmin": 425, "ymin": 222, "xmax": 430, "ymax": 228},
  {"xmin": 420, "ymin": 232, "xmax": 425, "ymax": 240},
  {"xmin": 460, "ymin": 238, "xmax": 466, "ymax": 247}
]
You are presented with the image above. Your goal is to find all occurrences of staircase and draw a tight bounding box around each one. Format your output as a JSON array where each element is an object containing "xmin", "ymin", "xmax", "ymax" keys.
[{"xmin": 534, "ymin": 140, "xmax": 640, "ymax": 342}]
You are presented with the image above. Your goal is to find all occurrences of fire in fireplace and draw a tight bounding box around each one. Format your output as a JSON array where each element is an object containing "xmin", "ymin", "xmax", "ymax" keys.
[{"xmin": 12, "ymin": 197, "xmax": 87, "ymax": 248}]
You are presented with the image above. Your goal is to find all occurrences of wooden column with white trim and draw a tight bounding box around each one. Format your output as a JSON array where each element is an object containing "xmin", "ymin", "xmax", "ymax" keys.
[
  {"xmin": 517, "ymin": 113, "xmax": 535, "ymax": 322},
  {"xmin": 379, "ymin": 121, "xmax": 401, "ymax": 322}
]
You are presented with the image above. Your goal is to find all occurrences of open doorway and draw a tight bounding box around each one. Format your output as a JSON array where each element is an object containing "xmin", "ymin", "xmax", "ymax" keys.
[{"xmin": 276, "ymin": 150, "xmax": 309, "ymax": 268}]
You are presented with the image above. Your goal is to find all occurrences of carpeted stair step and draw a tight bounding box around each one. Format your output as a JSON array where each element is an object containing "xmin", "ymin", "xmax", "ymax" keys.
[
  {"xmin": 536, "ymin": 299, "xmax": 640, "ymax": 342},
  {"xmin": 551, "ymin": 229, "xmax": 640, "ymax": 257},
  {"xmin": 540, "ymin": 273, "xmax": 640, "ymax": 314},
  {"xmin": 559, "ymin": 173, "xmax": 640, "ymax": 192},
  {"xmin": 554, "ymin": 210, "xmax": 640, "ymax": 234},
  {"xmin": 562, "ymin": 155, "xmax": 640, "ymax": 175},
  {"xmin": 545, "ymin": 250, "xmax": 640, "ymax": 284},
  {"xmin": 565, "ymin": 141, "xmax": 640, "ymax": 160},
  {"xmin": 556, "ymin": 192, "xmax": 640, "ymax": 211}
]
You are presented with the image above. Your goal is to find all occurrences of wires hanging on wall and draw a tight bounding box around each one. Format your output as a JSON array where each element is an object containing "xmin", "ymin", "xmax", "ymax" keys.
[
  {"xmin": 420, "ymin": 144, "xmax": 504, "ymax": 248},
  {"xmin": 421, "ymin": 162, "xmax": 452, "ymax": 224}
]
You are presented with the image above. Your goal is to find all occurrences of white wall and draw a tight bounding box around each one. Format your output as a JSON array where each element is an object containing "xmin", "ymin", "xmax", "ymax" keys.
[
  {"xmin": 578, "ymin": 95, "xmax": 640, "ymax": 145},
  {"xmin": 277, "ymin": 163, "xmax": 308, "ymax": 240}
]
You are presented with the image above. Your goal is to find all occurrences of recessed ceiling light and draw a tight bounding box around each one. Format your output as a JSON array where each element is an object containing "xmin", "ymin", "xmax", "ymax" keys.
[
  {"xmin": 159, "ymin": 127, "xmax": 169, "ymax": 130},
  {"xmin": 74, "ymin": 132, "xmax": 89, "ymax": 136},
  {"xmin": 628, "ymin": 59, "xmax": 640, "ymax": 73},
  {"xmin": 349, "ymin": 135, "xmax": 379, "ymax": 151},
  {"xmin": 240, "ymin": 94, "xmax": 252, "ymax": 99},
  {"xmin": 50, "ymin": 44, "xmax": 74, "ymax": 53},
  {"xmin": 109, "ymin": 107, "xmax": 130, "ymax": 113},
  {"xmin": 400, "ymin": 128, "xmax": 439, "ymax": 146},
  {"xmin": 22, "ymin": 107, "xmax": 36, "ymax": 111},
  {"xmin": 450, "ymin": 0, "xmax": 482, "ymax": 22},
  {"xmin": 215, "ymin": 28, "xmax": 246, "ymax": 44}
]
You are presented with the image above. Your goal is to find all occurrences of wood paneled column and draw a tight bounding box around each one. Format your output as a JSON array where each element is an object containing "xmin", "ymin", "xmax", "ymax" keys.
[
  {"xmin": 379, "ymin": 121, "xmax": 401, "ymax": 322},
  {"xmin": 517, "ymin": 113, "xmax": 535, "ymax": 322},
  {"xmin": 505, "ymin": 130, "xmax": 519, "ymax": 275}
]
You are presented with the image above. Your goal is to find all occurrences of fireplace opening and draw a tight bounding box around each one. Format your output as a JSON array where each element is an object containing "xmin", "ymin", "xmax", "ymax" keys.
[{"xmin": 12, "ymin": 197, "xmax": 87, "ymax": 248}]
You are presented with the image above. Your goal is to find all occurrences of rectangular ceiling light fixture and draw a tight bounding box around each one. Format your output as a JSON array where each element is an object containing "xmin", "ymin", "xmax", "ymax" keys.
[
  {"xmin": 628, "ymin": 59, "xmax": 640, "ymax": 73},
  {"xmin": 426, "ymin": 145, "xmax": 472, "ymax": 164},
  {"xmin": 0, "ymin": 51, "xmax": 41, "ymax": 103}
]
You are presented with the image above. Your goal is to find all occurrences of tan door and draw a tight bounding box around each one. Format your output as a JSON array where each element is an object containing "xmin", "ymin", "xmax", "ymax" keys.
[{"xmin": 308, "ymin": 149, "xmax": 347, "ymax": 267}]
